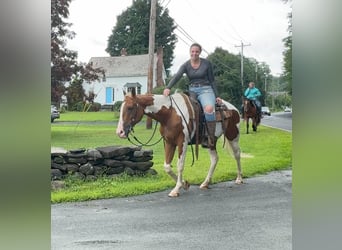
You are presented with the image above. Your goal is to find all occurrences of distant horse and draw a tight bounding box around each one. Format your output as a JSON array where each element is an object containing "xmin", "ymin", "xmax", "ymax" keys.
[
  {"xmin": 243, "ymin": 98, "xmax": 261, "ymax": 134},
  {"xmin": 116, "ymin": 89, "xmax": 243, "ymax": 197}
]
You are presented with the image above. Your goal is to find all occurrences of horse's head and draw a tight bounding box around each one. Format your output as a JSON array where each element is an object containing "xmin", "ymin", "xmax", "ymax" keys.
[
  {"xmin": 116, "ymin": 88, "xmax": 145, "ymax": 138},
  {"xmin": 243, "ymin": 98, "xmax": 249, "ymax": 111}
]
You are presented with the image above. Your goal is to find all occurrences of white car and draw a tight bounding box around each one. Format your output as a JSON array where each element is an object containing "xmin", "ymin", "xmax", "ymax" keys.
[
  {"xmin": 51, "ymin": 105, "xmax": 60, "ymax": 122},
  {"xmin": 284, "ymin": 106, "xmax": 292, "ymax": 112},
  {"xmin": 261, "ymin": 106, "xmax": 271, "ymax": 116}
]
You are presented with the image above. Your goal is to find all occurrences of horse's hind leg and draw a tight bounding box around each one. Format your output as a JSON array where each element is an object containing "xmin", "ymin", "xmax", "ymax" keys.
[
  {"xmin": 199, "ymin": 149, "xmax": 218, "ymax": 189},
  {"xmin": 228, "ymin": 137, "xmax": 243, "ymax": 184},
  {"xmin": 252, "ymin": 122, "xmax": 257, "ymax": 132}
]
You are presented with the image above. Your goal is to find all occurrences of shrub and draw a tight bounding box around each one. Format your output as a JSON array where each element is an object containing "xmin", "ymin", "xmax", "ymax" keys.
[{"xmin": 113, "ymin": 101, "xmax": 123, "ymax": 111}]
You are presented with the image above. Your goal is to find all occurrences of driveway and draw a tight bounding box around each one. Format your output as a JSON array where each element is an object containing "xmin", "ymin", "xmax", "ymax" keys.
[{"xmin": 51, "ymin": 170, "xmax": 292, "ymax": 250}]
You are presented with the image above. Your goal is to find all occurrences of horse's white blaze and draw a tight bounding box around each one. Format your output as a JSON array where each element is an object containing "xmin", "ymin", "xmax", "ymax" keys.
[{"xmin": 116, "ymin": 102, "xmax": 126, "ymax": 138}]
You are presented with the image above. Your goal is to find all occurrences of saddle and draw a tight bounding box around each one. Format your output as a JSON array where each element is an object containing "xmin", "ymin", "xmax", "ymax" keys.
[{"xmin": 184, "ymin": 91, "xmax": 233, "ymax": 146}]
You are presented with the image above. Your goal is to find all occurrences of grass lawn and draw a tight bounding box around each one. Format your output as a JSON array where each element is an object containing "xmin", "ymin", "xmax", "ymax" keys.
[{"xmin": 51, "ymin": 111, "xmax": 292, "ymax": 203}]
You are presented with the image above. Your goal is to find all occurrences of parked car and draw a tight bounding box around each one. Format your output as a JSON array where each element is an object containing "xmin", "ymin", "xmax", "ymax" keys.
[
  {"xmin": 261, "ymin": 106, "xmax": 271, "ymax": 116},
  {"xmin": 284, "ymin": 106, "xmax": 292, "ymax": 112},
  {"xmin": 51, "ymin": 105, "xmax": 60, "ymax": 122}
]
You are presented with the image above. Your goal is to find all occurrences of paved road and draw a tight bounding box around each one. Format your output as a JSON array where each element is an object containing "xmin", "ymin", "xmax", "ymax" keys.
[
  {"xmin": 261, "ymin": 111, "xmax": 292, "ymax": 132},
  {"xmin": 51, "ymin": 170, "xmax": 292, "ymax": 250}
]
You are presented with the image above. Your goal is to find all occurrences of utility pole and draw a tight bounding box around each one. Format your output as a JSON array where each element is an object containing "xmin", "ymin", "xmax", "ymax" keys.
[
  {"xmin": 255, "ymin": 63, "xmax": 258, "ymax": 83},
  {"xmin": 264, "ymin": 73, "xmax": 268, "ymax": 106},
  {"xmin": 235, "ymin": 41, "xmax": 251, "ymax": 102},
  {"xmin": 235, "ymin": 41, "xmax": 251, "ymax": 89},
  {"xmin": 146, "ymin": 0, "xmax": 157, "ymax": 129}
]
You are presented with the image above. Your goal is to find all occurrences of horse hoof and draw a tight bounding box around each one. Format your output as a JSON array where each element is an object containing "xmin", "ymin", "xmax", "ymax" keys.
[
  {"xmin": 168, "ymin": 191, "xmax": 179, "ymax": 197},
  {"xmin": 235, "ymin": 179, "xmax": 243, "ymax": 184},
  {"xmin": 183, "ymin": 180, "xmax": 190, "ymax": 190},
  {"xmin": 199, "ymin": 184, "xmax": 209, "ymax": 189}
]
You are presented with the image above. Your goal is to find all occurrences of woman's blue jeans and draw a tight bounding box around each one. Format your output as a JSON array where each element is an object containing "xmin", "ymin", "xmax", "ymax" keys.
[{"xmin": 189, "ymin": 85, "xmax": 216, "ymax": 122}]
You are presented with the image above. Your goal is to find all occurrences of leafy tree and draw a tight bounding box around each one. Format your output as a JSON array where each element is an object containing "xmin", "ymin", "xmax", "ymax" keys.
[
  {"xmin": 282, "ymin": 0, "xmax": 292, "ymax": 95},
  {"xmin": 208, "ymin": 48, "xmax": 270, "ymax": 108},
  {"xmin": 106, "ymin": 0, "xmax": 177, "ymax": 74},
  {"xmin": 51, "ymin": 0, "xmax": 105, "ymax": 107},
  {"xmin": 66, "ymin": 77, "xmax": 85, "ymax": 110}
]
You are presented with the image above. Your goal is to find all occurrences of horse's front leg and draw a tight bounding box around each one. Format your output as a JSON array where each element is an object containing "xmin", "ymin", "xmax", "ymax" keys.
[
  {"xmin": 200, "ymin": 149, "xmax": 218, "ymax": 189},
  {"xmin": 168, "ymin": 142, "xmax": 189, "ymax": 197},
  {"xmin": 163, "ymin": 142, "xmax": 177, "ymax": 182},
  {"xmin": 246, "ymin": 118, "xmax": 250, "ymax": 134}
]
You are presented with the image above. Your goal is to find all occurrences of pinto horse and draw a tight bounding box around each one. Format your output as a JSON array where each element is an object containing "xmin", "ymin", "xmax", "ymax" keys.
[
  {"xmin": 243, "ymin": 98, "xmax": 261, "ymax": 134},
  {"xmin": 116, "ymin": 89, "xmax": 243, "ymax": 197}
]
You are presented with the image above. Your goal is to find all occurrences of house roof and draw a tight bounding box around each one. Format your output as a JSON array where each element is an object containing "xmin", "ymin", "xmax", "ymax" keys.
[
  {"xmin": 89, "ymin": 54, "xmax": 157, "ymax": 77},
  {"xmin": 124, "ymin": 82, "xmax": 142, "ymax": 88}
]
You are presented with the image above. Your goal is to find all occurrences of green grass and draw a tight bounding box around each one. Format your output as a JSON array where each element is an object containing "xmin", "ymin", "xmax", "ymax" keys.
[
  {"xmin": 58, "ymin": 111, "xmax": 119, "ymax": 121},
  {"xmin": 51, "ymin": 112, "xmax": 292, "ymax": 203}
]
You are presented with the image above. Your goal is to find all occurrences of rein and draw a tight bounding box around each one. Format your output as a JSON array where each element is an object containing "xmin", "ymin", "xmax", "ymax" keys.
[
  {"xmin": 127, "ymin": 120, "xmax": 164, "ymax": 147},
  {"xmin": 169, "ymin": 95, "xmax": 195, "ymax": 166}
]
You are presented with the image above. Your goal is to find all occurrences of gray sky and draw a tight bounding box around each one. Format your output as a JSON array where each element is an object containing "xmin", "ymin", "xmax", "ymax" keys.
[{"xmin": 67, "ymin": 0, "xmax": 291, "ymax": 76}]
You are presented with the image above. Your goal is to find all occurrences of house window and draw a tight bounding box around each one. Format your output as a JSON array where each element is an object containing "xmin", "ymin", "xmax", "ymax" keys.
[{"xmin": 137, "ymin": 87, "xmax": 141, "ymax": 94}]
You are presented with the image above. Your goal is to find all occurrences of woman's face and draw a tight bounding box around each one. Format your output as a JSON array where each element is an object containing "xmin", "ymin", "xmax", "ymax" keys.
[{"xmin": 190, "ymin": 45, "xmax": 201, "ymax": 60}]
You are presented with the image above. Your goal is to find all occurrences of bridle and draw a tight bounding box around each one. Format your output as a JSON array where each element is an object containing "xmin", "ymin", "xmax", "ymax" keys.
[{"xmin": 124, "ymin": 100, "xmax": 164, "ymax": 147}]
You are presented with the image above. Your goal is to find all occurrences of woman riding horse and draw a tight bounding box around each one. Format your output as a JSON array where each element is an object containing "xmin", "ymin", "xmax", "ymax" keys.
[
  {"xmin": 242, "ymin": 81, "xmax": 262, "ymax": 117},
  {"xmin": 163, "ymin": 43, "xmax": 222, "ymax": 149}
]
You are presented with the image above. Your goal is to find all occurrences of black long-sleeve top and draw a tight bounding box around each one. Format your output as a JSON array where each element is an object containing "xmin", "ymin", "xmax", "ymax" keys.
[{"xmin": 166, "ymin": 58, "xmax": 219, "ymax": 97}]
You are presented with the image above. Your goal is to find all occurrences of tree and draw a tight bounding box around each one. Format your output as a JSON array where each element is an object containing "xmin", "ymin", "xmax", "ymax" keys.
[
  {"xmin": 106, "ymin": 0, "xmax": 177, "ymax": 74},
  {"xmin": 51, "ymin": 0, "xmax": 104, "ymax": 107},
  {"xmin": 208, "ymin": 47, "xmax": 271, "ymax": 108},
  {"xmin": 282, "ymin": 0, "xmax": 292, "ymax": 95}
]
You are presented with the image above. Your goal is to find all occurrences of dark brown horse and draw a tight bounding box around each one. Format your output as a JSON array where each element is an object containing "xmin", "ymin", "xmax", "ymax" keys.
[
  {"xmin": 243, "ymin": 98, "xmax": 261, "ymax": 134},
  {"xmin": 116, "ymin": 89, "xmax": 243, "ymax": 197}
]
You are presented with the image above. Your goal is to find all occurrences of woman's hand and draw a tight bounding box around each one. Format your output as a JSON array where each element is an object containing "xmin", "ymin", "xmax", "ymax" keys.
[
  {"xmin": 216, "ymin": 97, "xmax": 222, "ymax": 105},
  {"xmin": 163, "ymin": 88, "xmax": 171, "ymax": 96}
]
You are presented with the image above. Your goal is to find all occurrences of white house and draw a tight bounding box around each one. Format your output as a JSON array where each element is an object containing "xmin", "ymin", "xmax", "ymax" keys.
[{"xmin": 83, "ymin": 53, "xmax": 166, "ymax": 106}]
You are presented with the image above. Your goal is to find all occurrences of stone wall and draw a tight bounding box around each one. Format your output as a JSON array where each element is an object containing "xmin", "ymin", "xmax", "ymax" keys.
[{"xmin": 51, "ymin": 145, "xmax": 157, "ymax": 182}]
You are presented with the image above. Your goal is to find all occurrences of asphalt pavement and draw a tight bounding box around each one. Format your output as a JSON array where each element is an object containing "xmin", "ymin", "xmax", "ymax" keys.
[{"xmin": 51, "ymin": 170, "xmax": 292, "ymax": 250}]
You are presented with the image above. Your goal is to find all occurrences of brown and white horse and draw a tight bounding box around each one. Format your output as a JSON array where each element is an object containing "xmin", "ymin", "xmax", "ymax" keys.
[
  {"xmin": 243, "ymin": 98, "xmax": 261, "ymax": 134},
  {"xmin": 116, "ymin": 89, "xmax": 243, "ymax": 197}
]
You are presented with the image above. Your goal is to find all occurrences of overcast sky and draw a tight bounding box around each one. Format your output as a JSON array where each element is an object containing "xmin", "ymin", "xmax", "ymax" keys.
[{"xmin": 67, "ymin": 0, "xmax": 291, "ymax": 76}]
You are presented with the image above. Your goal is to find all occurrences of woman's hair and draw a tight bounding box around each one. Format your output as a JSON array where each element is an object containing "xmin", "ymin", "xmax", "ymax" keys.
[{"xmin": 190, "ymin": 43, "xmax": 202, "ymax": 52}]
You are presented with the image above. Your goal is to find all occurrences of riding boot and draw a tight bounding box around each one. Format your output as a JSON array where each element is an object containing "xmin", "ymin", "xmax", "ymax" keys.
[{"xmin": 202, "ymin": 121, "xmax": 216, "ymax": 149}]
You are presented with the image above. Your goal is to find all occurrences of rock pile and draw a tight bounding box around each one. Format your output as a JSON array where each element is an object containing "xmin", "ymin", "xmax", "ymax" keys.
[{"xmin": 51, "ymin": 145, "xmax": 157, "ymax": 182}]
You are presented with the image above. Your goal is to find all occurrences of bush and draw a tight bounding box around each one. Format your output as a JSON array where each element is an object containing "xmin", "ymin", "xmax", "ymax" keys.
[
  {"xmin": 71, "ymin": 101, "xmax": 84, "ymax": 111},
  {"xmin": 113, "ymin": 101, "xmax": 123, "ymax": 111},
  {"xmin": 88, "ymin": 102, "xmax": 101, "ymax": 112}
]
